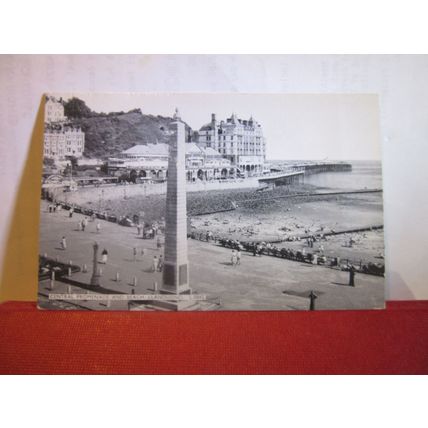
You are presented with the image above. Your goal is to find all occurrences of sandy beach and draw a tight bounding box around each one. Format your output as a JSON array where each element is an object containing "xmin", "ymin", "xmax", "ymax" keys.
[{"xmin": 61, "ymin": 180, "xmax": 384, "ymax": 266}]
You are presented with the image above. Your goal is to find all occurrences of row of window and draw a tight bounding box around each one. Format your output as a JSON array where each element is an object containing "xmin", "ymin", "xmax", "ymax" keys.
[
  {"xmin": 204, "ymin": 134, "xmax": 263, "ymax": 142},
  {"xmin": 218, "ymin": 148, "xmax": 263, "ymax": 155}
]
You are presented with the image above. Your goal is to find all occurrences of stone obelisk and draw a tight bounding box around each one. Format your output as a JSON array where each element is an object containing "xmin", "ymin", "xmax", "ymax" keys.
[{"xmin": 160, "ymin": 108, "xmax": 191, "ymax": 297}]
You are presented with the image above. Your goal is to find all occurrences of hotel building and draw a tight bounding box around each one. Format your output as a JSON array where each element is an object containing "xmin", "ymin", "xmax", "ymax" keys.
[{"xmin": 198, "ymin": 113, "xmax": 266, "ymax": 176}]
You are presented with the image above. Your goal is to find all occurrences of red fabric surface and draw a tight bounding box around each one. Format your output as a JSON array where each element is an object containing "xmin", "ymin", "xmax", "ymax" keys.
[{"xmin": 0, "ymin": 301, "xmax": 427, "ymax": 374}]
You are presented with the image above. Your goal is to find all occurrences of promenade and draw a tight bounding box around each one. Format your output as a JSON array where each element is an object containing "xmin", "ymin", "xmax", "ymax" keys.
[{"xmin": 38, "ymin": 201, "xmax": 384, "ymax": 311}]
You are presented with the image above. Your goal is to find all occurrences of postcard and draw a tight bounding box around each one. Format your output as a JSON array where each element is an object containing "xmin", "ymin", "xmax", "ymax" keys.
[{"xmin": 38, "ymin": 93, "xmax": 384, "ymax": 311}]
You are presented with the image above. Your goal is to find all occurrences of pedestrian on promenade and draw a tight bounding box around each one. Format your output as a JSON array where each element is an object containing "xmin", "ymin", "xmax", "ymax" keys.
[
  {"xmin": 157, "ymin": 255, "xmax": 163, "ymax": 272},
  {"xmin": 78, "ymin": 221, "xmax": 82, "ymax": 231},
  {"xmin": 69, "ymin": 208, "xmax": 74, "ymax": 218},
  {"xmin": 48, "ymin": 205, "xmax": 52, "ymax": 213},
  {"xmin": 152, "ymin": 256, "xmax": 159, "ymax": 272},
  {"xmin": 157, "ymin": 237, "xmax": 161, "ymax": 249},
  {"xmin": 133, "ymin": 247, "xmax": 137, "ymax": 261},
  {"xmin": 349, "ymin": 266, "xmax": 356, "ymax": 287},
  {"xmin": 231, "ymin": 250, "xmax": 237, "ymax": 267},
  {"xmin": 81, "ymin": 220, "xmax": 86, "ymax": 231},
  {"xmin": 101, "ymin": 249, "xmax": 108, "ymax": 264},
  {"xmin": 141, "ymin": 248, "xmax": 145, "ymax": 258},
  {"xmin": 96, "ymin": 222, "xmax": 101, "ymax": 233},
  {"xmin": 60, "ymin": 236, "xmax": 67, "ymax": 250},
  {"xmin": 137, "ymin": 224, "xmax": 141, "ymax": 235},
  {"xmin": 309, "ymin": 291, "xmax": 318, "ymax": 311},
  {"xmin": 236, "ymin": 249, "xmax": 241, "ymax": 265}
]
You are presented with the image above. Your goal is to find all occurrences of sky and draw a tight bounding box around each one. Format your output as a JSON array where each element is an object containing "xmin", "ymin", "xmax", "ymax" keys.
[{"xmin": 53, "ymin": 92, "xmax": 381, "ymax": 161}]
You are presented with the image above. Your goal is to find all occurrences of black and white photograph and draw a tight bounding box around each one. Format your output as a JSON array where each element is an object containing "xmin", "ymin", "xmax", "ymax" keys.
[{"xmin": 38, "ymin": 92, "xmax": 385, "ymax": 311}]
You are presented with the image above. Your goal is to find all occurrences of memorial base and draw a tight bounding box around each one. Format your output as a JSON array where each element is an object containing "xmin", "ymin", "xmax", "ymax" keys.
[
  {"xmin": 147, "ymin": 287, "xmax": 199, "ymax": 311},
  {"xmin": 129, "ymin": 288, "xmax": 219, "ymax": 311}
]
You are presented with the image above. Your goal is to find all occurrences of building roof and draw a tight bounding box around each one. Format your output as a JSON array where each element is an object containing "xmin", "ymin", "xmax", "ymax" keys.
[
  {"xmin": 185, "ymin": 142, "xmax": 203, "ymax": 154},
  {"xmin": 199, "ymin": 123, "xmax": 213, "ymax": 131},
  {"xmin": 202, "ymin": 147, "xmax": 221, "ymax": 157},
  {"xmin": 123, "ymin": 144, "xmax": 169, "ymax": 156},
  {"xmin": 199, "ymin": 113, "xmax": 260, "ymax": 131}
]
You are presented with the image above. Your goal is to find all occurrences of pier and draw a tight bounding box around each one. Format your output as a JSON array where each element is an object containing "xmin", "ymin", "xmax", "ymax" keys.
[
  {"xmin": 292, "ymin": 162, "xmax": 352, "ymax": 175},
  {"xmin": 258, "ymin": 170, "xmax": 304, "ymax": 186},
  {"xmin": 259, "ymin": 162, "xmax": 352, "ymax": 187}
]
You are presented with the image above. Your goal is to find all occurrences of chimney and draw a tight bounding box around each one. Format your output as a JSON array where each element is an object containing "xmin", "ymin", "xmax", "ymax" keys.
[{"xmin": 211, "ymin": 113, "xmax": 216, "ymax": 124}]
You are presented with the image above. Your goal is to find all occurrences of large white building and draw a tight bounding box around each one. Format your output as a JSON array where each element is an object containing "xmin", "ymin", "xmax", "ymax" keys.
[
  {"xmin": 43, "ymin": 97, "xmax": 85, "ymax": 160},
  {"xmin": 108, "ymin": 142, "xmax": 232, "ymax": 181},
  {"xmin": 198, "ymin": 113, "xmax": 266, "ymax": 176}
]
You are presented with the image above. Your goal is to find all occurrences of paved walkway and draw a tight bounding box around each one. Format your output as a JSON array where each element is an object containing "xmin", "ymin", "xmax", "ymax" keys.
[{"xmin": 38, "ymin": 202, "xmax": 384, "ymax": 311}]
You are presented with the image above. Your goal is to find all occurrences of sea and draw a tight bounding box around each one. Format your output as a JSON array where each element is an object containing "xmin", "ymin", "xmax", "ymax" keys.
[{"xmin": 274, "ymin": 160, "xmax": 383, "ymax": 192}]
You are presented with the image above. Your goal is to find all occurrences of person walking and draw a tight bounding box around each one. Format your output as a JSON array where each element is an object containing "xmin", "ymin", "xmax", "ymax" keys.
[
  {"xmin": 152, "ymin": 255, "xmax": 159, "ymax": 272},
  {"xmin": 60, "ymin": 236, "xmax": 67, "ymax": 250},
  {"xmin": 101, "ymin": 248, "xmax": 108, "ymax": 264},
  {"xmin": 157, "ymin": 255, "xmax": 164, "ymax": 272},
  {"xmin": 349, "ymin": 266, "xmax": 356, "ymax": 287},
  {"xmin": 141, "ymin": 248, "xmax": 146, "ymax": 258},
  {"xmin": 69, "ymin": 208, "xmax": 74, "ymax": 218},
  {"xmin": 96, "ymin": 222, "xmax": 101, "ymax": 234},
  {"xmin": 133, "ymin": 247, "xmax": 137, "ymax": 261},
  {"xmin": 231, "ymin": 250, "xmax": 237, "ymax": 267},
  {"xmin": 81, "ymin": 219, "xmax": 86, "ymax": 232},
  {"xmin": 78, "ymin": 220, "xmax": 83, "ymax": 231},
  {"xmin": 309, "ymin": 291, "xmax": 318, "ymax": 311}
]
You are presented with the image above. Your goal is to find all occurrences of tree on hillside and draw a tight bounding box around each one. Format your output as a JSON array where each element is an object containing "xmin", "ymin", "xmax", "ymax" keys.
[{"xmin": 64, "ymin": 97, "xmax": 93, "ymax": 119}]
